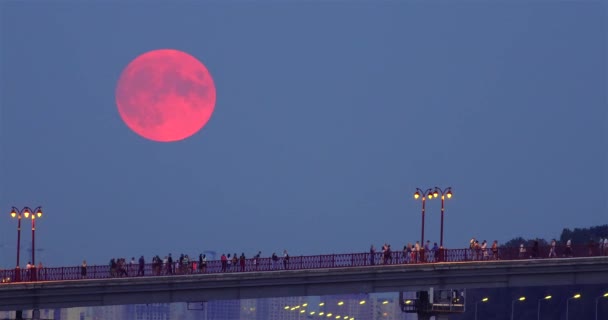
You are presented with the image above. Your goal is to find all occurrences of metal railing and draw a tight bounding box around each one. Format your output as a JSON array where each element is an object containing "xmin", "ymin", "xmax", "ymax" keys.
[{"xmin": 1, "ymin": 244, "xmax": 604, "ymax": 283}]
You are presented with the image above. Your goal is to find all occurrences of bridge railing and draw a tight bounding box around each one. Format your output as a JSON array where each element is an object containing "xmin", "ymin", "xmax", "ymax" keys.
[{"xmin": 0, "ymin": 244, "xmax": 603, "ymax": 283}]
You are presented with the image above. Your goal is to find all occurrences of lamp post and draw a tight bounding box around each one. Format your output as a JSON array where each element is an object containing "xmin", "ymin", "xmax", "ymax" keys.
[
  {"xmin": 432, "ymin": 187, "xmax": 452, "ymax": 248},
  {"xmin": 537, "ymin": 295, "xmax": 551, "ymax": 320},
  {"xmin": 566, "ymin": 293, "xmax": 581, "ymax": 320},
  {"xmin": 595, "ymin": 292, "xmax": 607, "ymax": 320},
  {"xmin": 413, "ymin": 188, "xmax": 434, "ymax": 246},
  {"xmin": 22, "ymin": 207, "xmax": 43, "ymax": 265},
  {"xmin": 474, "ymin": 297, "xmax": 488, "ymax": 320},
  {"xmin": 9, "ymin": 207, "xmax": 24, "ymax": 269},
  {"xmin": 511, "ymin": 296, "xmax": 526, "ymax": 320}
]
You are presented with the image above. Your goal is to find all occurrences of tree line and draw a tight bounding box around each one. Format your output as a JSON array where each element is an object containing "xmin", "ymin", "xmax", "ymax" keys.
[{"xmin": 503, "ymin": 224, "xmax": 608, "ymax": 247}]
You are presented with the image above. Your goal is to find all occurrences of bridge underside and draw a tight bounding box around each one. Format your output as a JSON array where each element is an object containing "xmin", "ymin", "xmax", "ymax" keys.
[{"xmin": 0, "ymin": 257, "xmax": 606, "ymax": 312}]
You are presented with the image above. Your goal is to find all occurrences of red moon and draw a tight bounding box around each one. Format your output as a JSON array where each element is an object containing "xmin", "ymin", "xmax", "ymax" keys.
[{"xmin": 115, "ymin": 49, "xmax": 216, "ymax": 142}]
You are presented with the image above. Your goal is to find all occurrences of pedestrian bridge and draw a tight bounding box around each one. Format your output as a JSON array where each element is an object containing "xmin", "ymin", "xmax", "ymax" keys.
[{"xmin": 0, "ymin": 256, "xmax": 606, "ymax": 312}]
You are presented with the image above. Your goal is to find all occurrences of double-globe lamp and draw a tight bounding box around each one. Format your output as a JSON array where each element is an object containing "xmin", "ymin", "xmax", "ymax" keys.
[
  {"xmin": 414, "ymin": 187, "xmax": 452, "ymax": 247},
  {"xmin": 10, "ymin": 206, "xmax": 43, "ymax": 268}
]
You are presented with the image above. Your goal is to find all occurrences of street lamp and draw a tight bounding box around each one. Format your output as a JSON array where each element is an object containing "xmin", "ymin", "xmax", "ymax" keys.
[
  {"xmin": 10, "ymin": 206, "xmax": 42, "ymax": 282},
  {"xmin": 22, "ymin": 207, "xmax": 43, "ymax": 266},
  {"xmin": 9, "ymin": 207, "xmax": 24, "ymax": 269},
  {"xmin": 511, "ymin": 296, "xmax": 526, "ymax": 320},
  {"xmin": 595, "ymin": 292, "xmax": 608, "ymax": 320},
  {"xmin": 566, "ymin": 293, "xmax": 581, "ymax": 320},
  {"xmin": 474, "ymin": 297, "xmax": 488, "ymax": 320},
  {"xmin": 433, "ymin": 187, "xmax": 452, "ymax": 248},
  {"xmin": 413, "ymin": 188, "xmax": 434, "ymax": 246},
  {"xmin": 537, "ymin": 295, "xmax": 551, "ymax": 320}
]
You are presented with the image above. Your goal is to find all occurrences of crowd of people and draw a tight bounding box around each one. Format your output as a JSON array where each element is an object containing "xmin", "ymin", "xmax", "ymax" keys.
[
  {"xmin": 93, "ymin": 237, "xmax": 608, "ymax": 278},
  {"xmin": 4, "ymin": 236, "xmax": 607, "ymax": 283},
  {"xmin": 93, "ymin": 250, "xmax": 292, "ymax": 278}
]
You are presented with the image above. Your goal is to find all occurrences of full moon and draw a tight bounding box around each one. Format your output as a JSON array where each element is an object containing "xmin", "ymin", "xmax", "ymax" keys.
[{"xmin": 115, "ymin": 49, "xmax": 216, "ymax": 142}]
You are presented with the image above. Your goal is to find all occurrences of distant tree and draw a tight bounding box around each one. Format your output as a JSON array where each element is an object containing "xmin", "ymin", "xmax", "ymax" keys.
[
  {"xmin": 503, "ymin": 237, "xmax": 548, "ymax": 247},
  {"xmin": 504, "ymin": 237, "xmax": 526, "ymax": 247},
  {"xmin": 559, "ymin": 225, "xmax": 608, "ymax": 244},
  {"xmin": 503, "ymin": 225, "xmax": 607, "ymax": 248}
]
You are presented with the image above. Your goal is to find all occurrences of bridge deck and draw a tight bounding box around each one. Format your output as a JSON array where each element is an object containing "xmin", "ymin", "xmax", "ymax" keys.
[{"xmin": 0, "ymin": 256, "xmax": 606, "ymax": 312}]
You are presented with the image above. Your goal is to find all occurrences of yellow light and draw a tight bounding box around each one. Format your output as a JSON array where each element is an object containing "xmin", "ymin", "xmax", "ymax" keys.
[
  {"xmin": 359, "ymin": 300, "xmax": 366, "ymax": 305},
  {"xmin": 290, "ymin": 307, "xmax": 296, "ymax": 311},
  {"xmin": 300, "ymin": 310, "xmax": 305, "ymax": 313},
  {"xmin": 24, "ymin": 210, "xmax": 30, "ymax": 218},
  {"xmin": 482, "ymin": 297, "xmax": 489, "ymax": 302},
  {"xmin": 303, "ymin": 303, "xmax": 308, "ymax": 307},
  {"xmin": 295, "ymin": 305, "xmax": 300, "ymax": 309},
  {"xmin": 427, "ymin": 194, "xmax": 433, "ymax": 199},
  {"xmin": 336, "ymin": 316, "xmax": 341, "ymax": 319},
  {"xmin": 344, "ymin": 317, "xmax": 349, "ymax": 320},
  {"xmin": 10, "ymin": 210, "xmax": 17, "ymax": 218},
  {"xmin": 603, "ymin": 293, "xmax": 608, "ymax": 298},
  {"xmin": 36, "ymin": 209, "xmax": 42, "ymax": 218},
  {"xmin": 310, "ymin": 312, "xmax": 316, "ymax": 315},
  {"xmin": 405, "ymin": 300, "xmax": 412, "ymax": 305},
  {"xmin": 414, "ymin": 192, "xmax": 420, "ymax": 199},
  {"xmin": 573, "ymin": 294, "xmax": 581, "ymax": 299},
  {"xmin": 338, "ymin": 301, "xmax": 344, "ymax": 306},
  {"xmin": 320, "ymin": 302, "xmax": 325, "ymax": 306},
  {"xmin": 433, "ymin": 191, "xmax": 439, "ymax": 198},
  {"xmin": 284, "ymin": 306, "xmax": 290, "ymax": 310},
  {"xmin": 382, "ymin": 300, "xmax": 389, "ymax": 304},
  {"xmin": 447, "ymin": 191, "xmax": 453, "ymax": 199},
  {"xmin": 544, "ymin": 295, "xmax": 552, "ymax": 300},
  {"xmin": 327, "ymin": 313, "xmax": 333, "ymax": 317},
  {"xmin": 319, "ymin": 312, "xmax": 324, "ymax": 316},
  {"xmin": 518, "ymin": 297, "xmax": 526, "ymax": 301}
]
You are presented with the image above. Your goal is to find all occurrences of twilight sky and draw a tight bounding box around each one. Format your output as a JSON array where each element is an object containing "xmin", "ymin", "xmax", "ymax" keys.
[{"xmin": 0, "ymin": 0, "xmax": 606, "ymax": 267}]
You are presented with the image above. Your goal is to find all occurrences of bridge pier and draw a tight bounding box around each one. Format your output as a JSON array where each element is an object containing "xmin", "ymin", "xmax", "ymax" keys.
[
  {"xmin": 15, "ymin": 310, "xmax": 23, "ymax": 320},
  {"xmin": 32, "ymin": 308, "xmax": 40, "ymax": 319}
]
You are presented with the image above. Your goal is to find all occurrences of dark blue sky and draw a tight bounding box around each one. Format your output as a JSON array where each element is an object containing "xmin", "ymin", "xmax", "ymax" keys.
[{"xmin": 1, "ymin": 1, "xmax": 606, "ymax": 266}]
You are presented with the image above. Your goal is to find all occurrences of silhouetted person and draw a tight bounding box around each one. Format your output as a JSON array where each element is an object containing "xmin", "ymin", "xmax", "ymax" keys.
[
  {"xmin": 81, "ymin": 260, "xmax": 87, "ymax": 278},
  {"xmin": 283, "ymin": 250, "xmax": 290, "ymax": 269},
  {"xmin": 239, "ymin": 253, "xmax": 246, "ymax": 272},
  {"xmin": 370, "ymin": 245, "xmax": 376, "ymax": 265},
  {"xmin": 138, "ymin": 256, "xmax": 145, "ymax": 276},
  {"xmin": 167, "ymin": 254, "xmax": 173, "ymax": 274},
  {"xmin": 532, "ymin": 240, "xmax": 539, "ymax": 258}
]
